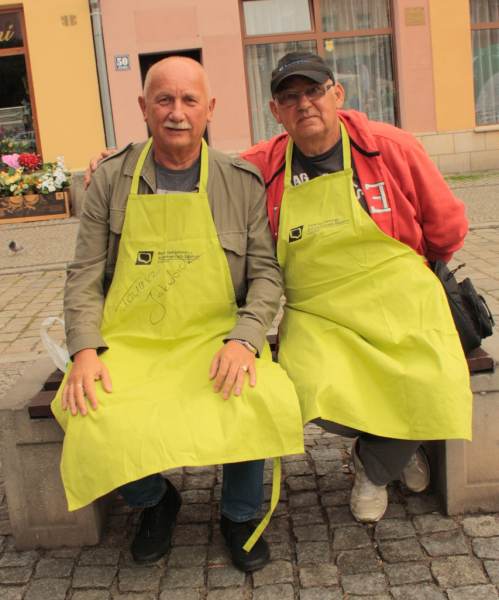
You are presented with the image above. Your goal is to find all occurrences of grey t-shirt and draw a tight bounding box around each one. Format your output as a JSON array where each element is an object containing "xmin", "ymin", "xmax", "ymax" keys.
[
  {"xmin": 155, "ymin": 156, "xmax": 201, "ymax": 193},
  {"xmin": 291, "ymin": 136, "xmax": 368, "ymax": 213}
]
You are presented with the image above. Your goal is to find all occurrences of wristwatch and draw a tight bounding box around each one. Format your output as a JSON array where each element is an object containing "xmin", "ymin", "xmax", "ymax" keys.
[{"xmin": 231, "ymin": 339, "xmax": 258, "ymax": 354}]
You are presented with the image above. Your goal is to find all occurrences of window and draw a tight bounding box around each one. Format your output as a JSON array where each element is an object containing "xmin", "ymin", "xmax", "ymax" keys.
[
  {"xmin": 241, "ymin": 0, "xmax": 398, "ymax": 143},
  {"xmin": 470, "ymin": 0, "xmax": 499, "ymax": 125},
  {"xmin": 0, "ymin": 9, "xmax": 39, "ymax": 159}
]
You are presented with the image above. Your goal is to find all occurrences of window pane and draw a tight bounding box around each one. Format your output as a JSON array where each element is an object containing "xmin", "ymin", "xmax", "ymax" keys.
[
  {"xmin": 472, "ymin": 29, "xmax": 499, "ymax": 124},
  {"xmin": 0, "ymin": 12, "xmax": 23, "ymax": 49},
  {"xmin": 320, "ymin": 0, "xmax": 391, "ymax": 32},
  {"xmin": 324, "ymin": 35, "xmax": 397, "ymax": 125},
  {"xmin": 246, "ymin": 40, "xmax": 317, "ymax": 142},
  {"xmin": 243, "ymin": 0, "xmax": 312, "ymax": 36},
  {"xmin": 470, "ymin": 0, "xmax": 499, "ymax": 24},
  {"xmin": 0, "ymin": 55, "xmax": 37, "ymax": 155}
]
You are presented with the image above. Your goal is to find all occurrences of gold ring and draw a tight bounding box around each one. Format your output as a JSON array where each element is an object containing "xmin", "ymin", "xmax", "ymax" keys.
[
  {"xmin": 75, "ymin": 383, "xmax": 84, "ymax": 387},
  {"xmin": 239, "ymin": 365, "xmax": 248, "ymax": 372}
]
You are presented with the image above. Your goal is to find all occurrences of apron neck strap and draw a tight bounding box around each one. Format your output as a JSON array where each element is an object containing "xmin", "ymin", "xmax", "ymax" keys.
[
  {"xmin": 283, "ymin": 121, "xmax": 352, "ymax": 189},
  {"xmin": 130, "ymin": 138, "xmax": 209, "ymax": 195}
]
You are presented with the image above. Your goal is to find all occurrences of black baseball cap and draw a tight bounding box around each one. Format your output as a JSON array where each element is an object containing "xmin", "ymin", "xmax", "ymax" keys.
[{"xmin": 271, "ymin": 51, "xmax": 335, "ymax": 97}]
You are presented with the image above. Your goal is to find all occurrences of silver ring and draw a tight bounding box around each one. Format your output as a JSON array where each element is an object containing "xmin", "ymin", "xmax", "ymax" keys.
[
  {"xmin": 75, "ymin": 383, "xmax": 84, "ymax": 387},
  {"xmin": 239, "ymin": 365, "xmax": 248, "ymax": 372}
]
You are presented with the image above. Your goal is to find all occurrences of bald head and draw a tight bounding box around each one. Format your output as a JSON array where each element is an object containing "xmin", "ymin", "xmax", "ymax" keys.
[{"xmin": 143, "ymin": 56, "xmax": 212, "ymax": 102}]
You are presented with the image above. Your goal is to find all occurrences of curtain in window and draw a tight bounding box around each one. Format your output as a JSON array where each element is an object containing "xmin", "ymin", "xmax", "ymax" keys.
[
  {"xmin": 243, "ymin": 0, "xmax": 312, "ymax": 36},
  {"xmin": 320, "ymin": 0, "xmax": 391, "ymax": 32},
  {"xmin": 323, "ymin": 35, "xmax": 397, "ymax": 125},
  {"xmin": 246, "ymin": 40, "xmax": 317, "ymax": 143},
  {"xmin": 472, "ymin": 29, "xmax": 499, "ymax": 124},
  {"xmin": 470, "ymin": 0, "xmax": 499, "ymax": 24}
]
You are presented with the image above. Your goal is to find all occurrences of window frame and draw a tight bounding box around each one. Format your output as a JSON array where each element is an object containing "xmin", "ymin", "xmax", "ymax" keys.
[
  {"xmin": 240, "ymin": 0, "xmax": 400, "ymax": 144},
  {"xmin": 0, "ymin": 6, "xmax": 41, "ymax": 162}
]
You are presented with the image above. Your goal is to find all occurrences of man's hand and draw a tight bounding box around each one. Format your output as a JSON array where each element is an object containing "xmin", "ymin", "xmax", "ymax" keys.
[
  {"xmin": 62, "ymin": 349, "xmax": 113, "ymax": 416},
  {"xmin": 209, "ymin": 340, "xmax": 256, "ymax": 399},
  {"xmin": 84, "ymin": 149, "xmax": 117, "ymax": 190}
]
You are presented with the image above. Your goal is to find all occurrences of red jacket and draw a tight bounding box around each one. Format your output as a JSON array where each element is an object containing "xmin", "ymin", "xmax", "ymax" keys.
[{"xmin": 240, "ymin": 110, "xmax": 468, "ymax": 263}]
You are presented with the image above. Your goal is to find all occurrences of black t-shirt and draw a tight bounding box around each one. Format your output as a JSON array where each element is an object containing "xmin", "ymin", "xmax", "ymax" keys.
[
  {"xmin": 291, "ymin": 136, "xmax": 368, "ymax": 213},
  {"xmin": 155, "ymin": 156, "xmax": 201, "ymax": 194}
]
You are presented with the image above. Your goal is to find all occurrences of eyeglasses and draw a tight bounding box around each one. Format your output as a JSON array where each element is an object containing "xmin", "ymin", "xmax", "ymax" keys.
[{"xmin": 274, "ymin": 84, "xmax": 334, "ymax": 108}]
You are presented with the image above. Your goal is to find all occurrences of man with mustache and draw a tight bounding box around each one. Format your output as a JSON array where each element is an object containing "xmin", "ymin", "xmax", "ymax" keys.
[{"xmin": 57, "ymin": 56, "xmax": 304, "ymax": 570}]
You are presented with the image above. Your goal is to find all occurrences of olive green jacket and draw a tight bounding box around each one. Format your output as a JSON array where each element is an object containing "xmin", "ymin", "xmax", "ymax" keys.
[{"xmin": 64, "ymin": 141, "xmax": 283, "ymax": 357}]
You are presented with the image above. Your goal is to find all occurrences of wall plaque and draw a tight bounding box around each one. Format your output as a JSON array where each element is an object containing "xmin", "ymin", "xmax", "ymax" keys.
[{"xmin": 405, "ymin": 7, "xmax": 425, "ymax": 26}]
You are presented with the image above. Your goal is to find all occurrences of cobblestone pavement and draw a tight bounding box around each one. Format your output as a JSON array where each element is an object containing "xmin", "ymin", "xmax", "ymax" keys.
[{"xmin": 0, "ymin": 177, "xmax": 499, "ymax": 599}]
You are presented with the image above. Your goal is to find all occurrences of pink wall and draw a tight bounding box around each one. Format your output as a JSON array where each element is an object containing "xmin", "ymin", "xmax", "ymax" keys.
[
  {"xmin": 393, "ymin": 0, "xmax": 437, "ymax": 133},
  {"xmin": 100, "ymin": 0, "xmax": 252, "ymax": 151}
]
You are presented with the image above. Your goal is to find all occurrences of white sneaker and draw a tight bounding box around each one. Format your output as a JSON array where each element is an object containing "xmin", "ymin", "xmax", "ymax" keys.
[
  {"xmin": 399, "ymin": 447, "xmax": 430, "ymax": 493},
  {"xmin": 350, "ymin": 439, "xmax": 388, "ymax": 522}
]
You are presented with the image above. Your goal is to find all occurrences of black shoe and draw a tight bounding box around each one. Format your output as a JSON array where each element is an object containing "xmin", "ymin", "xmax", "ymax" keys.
[
  {"xmin": 131, "ymin": 478, "xmax": 182, "ymax": 564},
  {"xmin": 220, "ymin": 514, "xmax": 270, "ymax": 572}
]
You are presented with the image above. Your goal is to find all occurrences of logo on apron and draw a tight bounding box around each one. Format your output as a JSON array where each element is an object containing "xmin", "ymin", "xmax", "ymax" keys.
[
  {"xmin": 136, "ymin": 251, "xmax": 154, "ymax": 265},
  {"xmin": 289, "ymin": 226, "xmax": 304, "ymax": 242}
]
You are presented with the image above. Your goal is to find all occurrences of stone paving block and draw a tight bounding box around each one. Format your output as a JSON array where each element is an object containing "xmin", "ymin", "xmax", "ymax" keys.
[
  {"xmin": 265, "ymin": 518, "xmax": 290, "ymax": 543},
  {"xmin": 462, "ymin": 516, "xmax": 499, "ymax": 538},
  {"xmin": 269, "ymin": 542, "xmax": 292, "ymax": 561},
  {"xmin": 0, "ymin": 551, "xmax": 38, "ymax": 568},
  {"xmin": 281, "ymin": 453, "xmax": 307, "ymax": 463},
  {"xmin": 299, "ymin": 589, "xmax": 342, "ymax": 600},
  {"xmin": 287, "ymin": 476, "xmax": 317, "ymax": 492},
  {"xmin": 405, "ymin": 496, "xmax": 441, "ymax": 515},
  {"xmin": 34, "ymin": 557, "xmax": 74, "ymax": 579},
  {"xmin": 79, "ymin": 547, "xmax": 120, "ymax": 566},
  {"xmin": 25, "ymin": 578, "xmax": 70, "ymax": 600},
  {"xmin": 390, "ymin": 586, "xmax": 446, "ymax": 599},
  {"xmin": 283, "ymin": 461, "xmax": 312, "ymax": 476},
  {"xmin": 253, "ymin": 583, "xmax": 294, "ymax": 600},
  {"xmin": 206, "ymin": 565, "xmax": 246, "ymax": 591},
  {"xmin": 72, "ymin": 566, "xmax": 117, "ymax": 588},
  {"xmin": 181, "ymin": 489, "xmax": 211, "ymax": 504},
  {"xmin": 205, "ymin": 589, "xmax": 244, "ymax": 600},
  {"xmin": 348, "ymin": 597, "xmax": 391, "ymax": 600},
  {"xmin": 71, "ymin": 591, "xmax": 111, "ymax": 600},
  {"xmin": 177, "ymin": 503, "xmax": 212, "ymax": 523},
  {"xmin": 207, "ymin": 540, "xmax": 231, "ymax": 566},
  {"xmin": 0, "ymin": 567, "xmax": 33, "ymax": 584},
  {"xmin": 375, "ymin": 519, "xmax": 416, "ymax": 541},
  {"xmin": 336, "ymin": 548, "xmax": 379, "ymax": 575},
  {"xmin": 412, "ymin": 514, "xmax": 457, "ymax": 535},
  {"xmin": 289, "ymin": 492, "xmax": 320, "ymax": 508},
  {"xmin": 319, "ymin": 472, "xmax": 353, "ymax": 492},
  {"xmin": 118, "ymin": 567, "xmax": 162, "ymax": 592},
  {"xmin": 168, "ymin": 544, "xmax": 207, "ymax": 568},
  {"xmin": 160, "ymin": 590, "xmax": 200, "ymax": 600},
  {"xmin": 295, "ymin": 524, "xmax": 329, "ymax": 543},
  {"xmin": 253, "ymin": 560, "xmax": 293, "ymax": 587},
  {"xmin": 183, "ymin": 474, "xmax": 215, "ymax": 490},
  {"xmin": 315, "ymin": 461, "xmax": 344, "ymax": 476},
  {"xmin": 446, "ymin": 585, "xmax": 499, "ymax": 599},
  {"xmin": 420, "ymin": 531, "xmax": 469, "ymax": 556},
  {"xmin": 384, "ymin": 504, "xmax": 407, "ymax": 519},
  {"xmin": 332, "ymin": 525, "xmax": 371, "ymax": 550},
  {"xmin": 309, "ymin": 448, "xmax": 343, "ymax": 462},
  {"xmin": 321, "ymin": 490, "xmax": 350, "ymax": 507},
  {"xmin": 291, "ymin": 507, "xmax": 325, "ymax": 527},
  {"xmin": 431, "ymin": 554, "xmax": 487, "ymax": 588},
  {"xmin": 326, "ymin": 506, "xmax": 356, "ymax": 527},
  {"xmin": 172, "ymin": 524, "xmax": 209, "ymax": 545},
  {"xmin": 0, "ymin": 588, "xmax": 27, "ymax": 600},
  {"xmin": 384, "ymin": 562, "xmax": 432, "ymax": 586},
  {"xmin": 377, "ymin": 538, "xmax": 424, "ymax": 563},
  {"xmin": 296, "ymin": 542, "xmax": 331, "ymax": 565},
  {"xmin": 484, "ymin": 559, "xmax": 499, "ymax": 584},
  {"xmin": 162, "ymin": 566, "xmax": 204, "ymax": 589},
  {"xmin": 341, "ymin": 573, "xmax": 388, "ymax": 595},
  {"xmin": 299, "ymin": 564, "xmax": 339, "ymax": 588},
  {"xmin": 473, "ymin": 537, "xmax": 499, "ymax": 559}
]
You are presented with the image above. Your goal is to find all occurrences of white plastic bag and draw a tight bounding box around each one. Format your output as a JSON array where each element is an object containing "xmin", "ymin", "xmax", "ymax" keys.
[{"xmin": 40, "ymin": 317, "xmax": 70, "ymax": 372}]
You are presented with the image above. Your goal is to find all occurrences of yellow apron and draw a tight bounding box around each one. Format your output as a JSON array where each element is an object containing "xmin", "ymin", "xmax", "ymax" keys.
[
  {"xmin": 276, "ymin": 124, "xmax": 472, "ymax": 441},
  {"xmin": 53, "ymin": 140, "xmax": 304, "ymax": 541}
]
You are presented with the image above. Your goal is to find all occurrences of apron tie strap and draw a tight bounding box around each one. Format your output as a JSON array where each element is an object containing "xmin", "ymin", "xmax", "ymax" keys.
[{"xmin": 243, "ymin": 457, "xmax": 281, "ymax": 552}]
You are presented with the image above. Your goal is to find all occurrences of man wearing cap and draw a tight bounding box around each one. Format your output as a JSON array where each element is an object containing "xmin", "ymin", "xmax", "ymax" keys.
[{"xmin": 240, "ymin": 51, "xmax": 472, "ymax": 522}]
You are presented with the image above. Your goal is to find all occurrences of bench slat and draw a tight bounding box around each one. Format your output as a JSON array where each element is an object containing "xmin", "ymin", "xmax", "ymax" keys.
[{"xmin": 28, "ymin": 390, "xmax": 56, "ymax": 419}]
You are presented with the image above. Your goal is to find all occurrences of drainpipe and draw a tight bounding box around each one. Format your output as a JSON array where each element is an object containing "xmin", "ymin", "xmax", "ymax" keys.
[{"xmin": 89, "ymin": 0, "xmax": 117, "ymax": 149}]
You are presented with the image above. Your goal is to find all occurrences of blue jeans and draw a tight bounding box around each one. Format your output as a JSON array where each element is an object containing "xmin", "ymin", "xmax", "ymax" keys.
[{"xmin": 118, "ymin": 459, "xmax": 265, "ymax": 522}]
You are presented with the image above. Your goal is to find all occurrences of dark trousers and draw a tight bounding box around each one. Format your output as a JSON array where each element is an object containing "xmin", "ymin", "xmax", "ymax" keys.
[{"xmin": 312, "ymin": 419, "xmax": 421, "ymax": 487}]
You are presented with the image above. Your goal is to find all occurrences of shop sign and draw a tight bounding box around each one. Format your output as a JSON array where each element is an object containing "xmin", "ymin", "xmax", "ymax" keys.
[
  {"xmin": 0, "ymin": 13, "xmax": 23, "ymax": 47},
  {"xmin": 115, "ymin": 55, "xmax": 131, "ymax": 71}
]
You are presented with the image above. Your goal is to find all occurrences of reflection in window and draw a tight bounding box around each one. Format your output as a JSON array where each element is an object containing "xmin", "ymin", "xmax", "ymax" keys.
[
  {"xmin": 320, "ymin": 0, "xmax": 391, "ymax": 32},
  {"xmin": 0, "ymin": 54, "xmax": 37, "ymax": 155},
  {"xmin": 470, "ymin": 0, "xmax": 499, "ymax": 24},
  {"xmin": 472, "ymin": 29, "xmax": 499, "ymax": 124},
  {"xmin": 0, "ymin": 12, "xmax": 23, "ymax": 49},
  {"xmin": 243, "ymin": 0, "xmax": 312, "ymax": 36},
  {"xmin": 246, "ymin": 40, "xmax": 317, "ymax": 142},
  {"xmin": 324, "ymin": 35, "xmax": 397, "ymax": 125}
]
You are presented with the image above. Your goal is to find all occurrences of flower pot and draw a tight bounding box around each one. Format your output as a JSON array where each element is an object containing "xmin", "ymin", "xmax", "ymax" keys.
[{"xmin": 23, "ymin": 194, "xmax": 40, "ymax": 207}]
